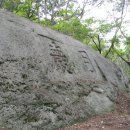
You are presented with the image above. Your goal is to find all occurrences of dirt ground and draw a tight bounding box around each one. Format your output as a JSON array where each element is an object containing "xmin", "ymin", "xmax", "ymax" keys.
[{"xmin": 59, "ymin": 91, "xmax": 130, "ymax": 130}]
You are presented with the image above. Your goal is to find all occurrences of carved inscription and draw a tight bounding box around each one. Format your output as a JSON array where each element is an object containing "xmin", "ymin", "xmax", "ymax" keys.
[
  {"xmin": 49, "ymin": 41, "xmax": 68, "ymax": 72},
  {"xmin": 79, "ymin": 50, "xmax": 95, "ymax": 73}
]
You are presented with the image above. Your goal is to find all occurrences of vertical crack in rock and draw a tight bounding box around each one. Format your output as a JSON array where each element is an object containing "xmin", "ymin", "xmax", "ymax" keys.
[{"xmin": 94, "ymin": 59, "xmax": 108, "ymax": 81}]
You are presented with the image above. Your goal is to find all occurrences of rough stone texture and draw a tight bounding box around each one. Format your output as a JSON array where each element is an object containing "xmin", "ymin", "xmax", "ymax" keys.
[{"xmin": 0, "ymin": 10, "xmax": 129, "ymax": 130}]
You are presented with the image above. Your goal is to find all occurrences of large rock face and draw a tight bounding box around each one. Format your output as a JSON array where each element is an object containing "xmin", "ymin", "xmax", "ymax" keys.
[{"xmin": 0, "ymin": 10, "xmax": 129, "ymax": 130}]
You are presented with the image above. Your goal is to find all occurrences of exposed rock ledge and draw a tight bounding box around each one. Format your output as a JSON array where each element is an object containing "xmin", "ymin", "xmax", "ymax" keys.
[{"xmin": 0, "ymin": 10, "xmax": 129, "ymax": 130}]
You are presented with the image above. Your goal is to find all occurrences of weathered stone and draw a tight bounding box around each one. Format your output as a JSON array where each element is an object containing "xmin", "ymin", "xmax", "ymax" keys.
[{"xmin": 0, "ymin": 9, "xmax": 129, "ymax": 130}]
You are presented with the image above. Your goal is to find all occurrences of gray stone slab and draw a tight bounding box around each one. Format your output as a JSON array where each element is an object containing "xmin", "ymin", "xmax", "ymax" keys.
[{"xmin": 0, "ymin": 9, "xmax": 129, "ymax": 130}]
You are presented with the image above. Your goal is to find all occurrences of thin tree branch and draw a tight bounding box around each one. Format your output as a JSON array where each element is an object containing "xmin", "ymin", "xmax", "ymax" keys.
[
  {"xmin": 97, "ymin": 34, "xmax": 102, "ymax": 54},
  {"xmin": 91, "ymin": 35, "xmax": 102, "ymax": 54},
  {"xmin": 114, "ymin": 48, "xmax": 130, "ymax": 67},
  {"xmin": 105, "ymin": 0, "xmax": 126, "ymax": 58}
]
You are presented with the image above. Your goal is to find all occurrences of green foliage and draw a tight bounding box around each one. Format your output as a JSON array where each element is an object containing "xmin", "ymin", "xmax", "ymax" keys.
[
  {"xmin": 84, "ymin": 18, "xmax": 96, "ymax": 25},
  {"xmin": 3, "ymin": 0, "xmax": 20, "ymax": 12},
  {"xmin": 40, "ymin": 19, "xmax": 53, "ymax": 26},
  {"xmin": 15, "ymin": 0, "xmax": 35, "ymax": 19},
  {"xmin": 51, "ymin": 18, "xmax": 92, "ymax": 44},
  {"xmin": 125, "ymin": 37, "xmax": 130, "ymax": 54},
  {"xmin": 2, "ymin": 0, "xmax": 39, "ymax": 21},
  {"xmin": 98, "ymin": 23, "xmax": 114, "ymax": 34}
]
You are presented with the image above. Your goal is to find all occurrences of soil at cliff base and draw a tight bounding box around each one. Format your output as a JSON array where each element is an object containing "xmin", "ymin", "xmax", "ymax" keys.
[{"xmin": 59, "ymin": 91, "xmax": 130, "ymax": 130}]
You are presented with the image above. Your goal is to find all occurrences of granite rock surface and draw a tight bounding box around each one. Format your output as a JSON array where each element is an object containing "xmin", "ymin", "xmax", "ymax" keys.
[{"xmin": 0, "ymin": 10, "xmax": 129, "ymax": 130}]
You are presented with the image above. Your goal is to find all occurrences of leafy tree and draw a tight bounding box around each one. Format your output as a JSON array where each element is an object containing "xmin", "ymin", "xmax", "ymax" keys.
[
  {"xmin": 1, "ymin": 0, "xmax": 88, "ymax": 23},
  {"xmin": 2, "ymin": 0, "xmax": 21, "ymax": 12},
  {"xmin": 39, "ymin": 0, "xmax": 88, "ymax": 25},
  {"xmin": 15, "ymin": 0, "xmax": 38, "ymax": 20},
  {"xmin": 51, "ymin": 18, "xmax": 92, "ymax": 43}
]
